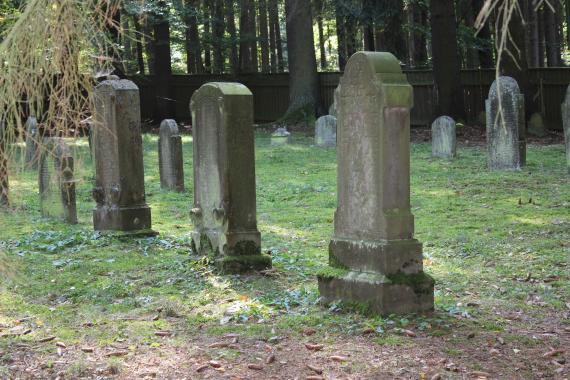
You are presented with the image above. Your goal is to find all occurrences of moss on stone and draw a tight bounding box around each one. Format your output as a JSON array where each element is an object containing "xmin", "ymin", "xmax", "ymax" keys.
[
  {"xmin": 386, "ymin": 272, "xmax": 434, "ymax": 296},
  {"xmin": 316, "ymin": 266, "xmax": 350, "ymax": 280},
  {"xmin": 216, "ymin": 254, "xmax": 272, "ymax": 274}
]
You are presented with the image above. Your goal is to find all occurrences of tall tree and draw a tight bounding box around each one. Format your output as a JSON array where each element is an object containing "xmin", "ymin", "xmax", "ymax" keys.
[
  {"xmin": 153, "ymin": 1, "xmax": 174, "ymax": 121},
  {"xmin": 203, "ymin": 2, "xmax": 212, "ymax": 73},
  {"xmin": 183, "ymin": 0, "xmax": 203, "ymax": 74},
  {"xmin": 374, "ymin": 0, "xmax": 406, "ymax": 61},
  {"xmin": 132, "ymin": 15, "xmax": 146, "ymax": 74},
  {"xmin": 472, "ymin": 0, "xmax": 493, "ymax": 68},
  {"xmin": 259, "ymin": 0, "xmax": 270, "ymax": 72},
  {"xmin": 239, "ymin": 0, "xmax": 257, "ymax": 72},
  {"xmin": 269, "ymin": 0, "xmax": 284, "ymax": 72},
  {"xmin": 430, "ymin": 0, "xmax": 465, "ymax": 119},
  {"xmin": 225, "ymin": 0, "xmax": 239, "ymax": 74},
  {"xmin": 335, "ymin": 1, "xmax": 348, "ymax": 70},
  {"xmin": 315, "ymin": 0, "xmax": 328, "ymax": 68},
  {"xmin": 544, "ymin": 2, "xmax": 561, "ymax": 66},
  {"xmin": 212, "ymin": 0, "xmax": 225, "ymax": 74}
]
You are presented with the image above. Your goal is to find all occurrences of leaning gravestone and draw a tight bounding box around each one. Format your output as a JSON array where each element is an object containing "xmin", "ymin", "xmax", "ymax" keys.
[
  {"xmin": 317, "ymin": 52, "xmax": 434, "ymax": 315},
  {"xmin": 190, "ymin": 82, "xmax": 271, "ymax": 273},
  {"xmin": 38, "ymin": 138, "xmax": 77, "ymax": 224},
  {"xmin": 24, "ymin": 116, "xmax": 39, "ymax": 169},
  {"xmin": 561, "ymin": 86, "xmax": 570, "ymax": 175},
  {"xmin": 431, "ymin": 116, "xmax": 457, "ymax": 159},
  {"xmin": 0, "ymin": 120, "xmax": 8, "ymax": 206},
  {"xmin": 485, "ymin": 76, "xmax": 526, "ymax": 171},
  {"xmin": 315, "ymin": 115, "xmax": 337, "ymax": 148},
  {"xmin": 92, "ymin": 79, "xmax": 153, "ymax": 233},
  {"xmin": 158, "ymin": 119, "xmax": 184, "ymax": 192}
]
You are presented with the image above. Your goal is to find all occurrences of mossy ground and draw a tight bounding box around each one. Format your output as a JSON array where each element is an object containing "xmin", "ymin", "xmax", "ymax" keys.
[{"xmin": 0, "ymin": 133, "xmax": 568, "ymax": 378}]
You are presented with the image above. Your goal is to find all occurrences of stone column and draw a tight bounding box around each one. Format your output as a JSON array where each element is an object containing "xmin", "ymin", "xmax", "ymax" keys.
[
  {"xmin": 431, "ymin": 116, "xmax": 457, "ymax": 159},
  {"xmin": 315, "ymin": 115, "xmax": 337, "ymax": 148},
  {"xmin": 485, "ymin": 76, "xmax": 526, "ymax": 171},
  {"xmin": 561, "ymin": 86, "xmax": 570, "ymax": 175},
  {"xmin": 158, "ymin": 119, "xmax": 185, "ymax": 192},
  {"xmin": 24, "ymin": 116, "xmax": 39, "ymax": 170},
  {"xmin": 190, "ymin": 82, "xmax": 271, "ymax": 273},
  {"xmin": 0, "ymin": 120, "xmax": 8, "ymax": 207},
  {"xmin": 317, "ymin": 52, "xmax": 434, "ymax": 315},
  {"xmin": 92, "ymin": 79, "xmax": 153, "ymax": 233}
]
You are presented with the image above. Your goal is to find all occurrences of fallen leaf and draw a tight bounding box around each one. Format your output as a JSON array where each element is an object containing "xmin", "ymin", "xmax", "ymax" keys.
[
  {"xmin": 430, "ymin": 374, "xmax": 442, "ymax": 380},
  {"xmin": 209, "ymin": 342, "xmax": 229, "ymax": 348},
  {"xmin": 105, "ymin": 351, "xmax": 128, "ymax": 357},
  {"xmin": 306, "ymin": 377, "xmax": 325, "ymax": 380},
  {"xmin": 330, "ymin": 355, "xmax": 349, "ymax": 362},
  {"xmin": 154, "ymin": 331, "xmax": 172, "ymax": 337},
  {"xmin": 265, "ymin": 354, "xmax": 276, "ymax": 364},
  {"xmin": 81, "ymin": 347, "xmax": 94, "ymax": 353},
  {"xmin": 543, "ymin": 349, "xmax": 565, "ymax": 358},
  {"xmin": 195, "ymin": 364, "xmax": 209, "ymax": 373},
  {"xmin": 37, "ymin": 336, "xmax": 56, "ymax": 343},
  {"xmin": 306, "ymin": 364, "xmax": 323, "ymax": 374},
  {"xmin": 209, "ymin": 360, "xmax": 222, "ymax": 368},
  {"xmin": 303, "ymin": 329, "xmax": 316, "ymax": 336},
  {"xmin": 55, "ymin": 342, "xmax": 66, "ymax": 348},
  {"xmin": 470, "ymin": 370, "xmax": 491, "ymax": 378},
  {"xmin": 247, "ymin": 363, "xmax": 263, "ymax": 370},
  {"xmin": 305, "ymin": 343, "xmax": 324, "ymax": 351},
  {"xmin": 403, "ymin": 329, "xmax": 416, "ymax": 337}
]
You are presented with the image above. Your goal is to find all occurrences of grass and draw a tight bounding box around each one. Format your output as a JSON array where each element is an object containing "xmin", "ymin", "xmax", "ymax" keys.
[{"xmin": 0, "ymin": 133, "xmax": 569, "ymax": 377}]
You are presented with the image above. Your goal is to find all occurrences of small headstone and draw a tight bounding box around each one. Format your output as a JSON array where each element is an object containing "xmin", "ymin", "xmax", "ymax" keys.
[
  {"xmin": 158, "ymin": 119, "xmax": 184, "ymax": 192},
  {"xmin": 38, "ymin": 138, "xmax": 77, "ymax": 224},
  {"xmin": 431, "ymin": 116, "xmax": 457, "ymax": 159},
  {"xmin": 190, "ymin": 82, "xmax": 271, "ymax": 273},
  {"xmin": 24, "ymin": 116, "xmax": 39, "ymax": 169},
  {"xmin": 315, "ymin": 115, "xmax": 337, "ymax": 148},
  {"xmin": 328, "ymin": 85, "xmax": 340, "ymax": 117},
  {"xmin": 561, "ymin": 86, "xmax": 570, "ymax": 174},
  {"xmin": 485, "ymin": 76, "xmax": 526, "ymax": 171},
  {"xmin": 527, "ymin": 112, "xmax": 547, "ymax": 137},
  {"xmin": 271, "ymin": 127, "xmax": 291, "ymax": 146},
  {"xmin": 92, "ymin": 79, "xmax": 153, "ymax": 233},
  {"xmin": 0, "ymin": 120, "xmax": 8, "ymax": 206},
  {"xmin": 317, "ymin": 52, "xmax": 434, "ymax": 315}
]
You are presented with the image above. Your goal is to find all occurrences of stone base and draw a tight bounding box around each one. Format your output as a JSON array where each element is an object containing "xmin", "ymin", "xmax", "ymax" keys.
[
  {"xmin": 216, "ymin": 254, "xmax": 272, "ymax": 274},
  {"xmin": 93, "ymin": 205, "xmax": 152, "ymax": 232},
  {"xmin": 318, "ymin": 270, "xmax": 434, "ymax": 315}
]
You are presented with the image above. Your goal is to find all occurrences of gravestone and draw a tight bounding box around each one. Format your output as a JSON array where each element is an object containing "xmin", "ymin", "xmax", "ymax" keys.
[
  {"xmin": 38, "ymin": 138, "xmax": 77, "ymax": 224},
  {"xmin": 158, "ymin": 119, "xmax": 185, "ymax": 192},
  {"xmin": 431, "ymin": 116, "xmax": 457, "ymax": 159},
  {"xmin": 92, "ymin": 79, "xmax": 153, "ymax": 233},
  {"xmin": 527, "ymin": 113, "xmax": 547, "ymax": 137},
  {"xmin": 271, "ymin": 127, "xmax": 291, "ymax": 146},
  {"xmin": 24, "ymin": 116, "xmax": 39, "ymax": 169},
  {"xmin": 329, "ymin": 85, "xmax": 340, "ymax": 117},
  {"xmin": 315, "ymin": 115, "xmax": 337, "ymax": 148},
  {"xmin": 0, "ymin": 120, "xmax": 8, "ymax": 206},
  {"xmin": 190, "ymin": 82, "xmax": 271, "ymax": 273},
  {"xmin": 317, "ymin": 52, "xmax": 434, "ymax": 315},
  {"xmin": 485, "ymin": 76, "xmax": 526, "ymax": 171},
  {"xmin": 561, "ymin": 86, "xmax": 570, "ymax": 175}
]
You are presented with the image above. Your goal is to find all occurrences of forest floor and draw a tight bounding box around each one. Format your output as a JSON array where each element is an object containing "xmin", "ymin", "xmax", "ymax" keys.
[{"xmin": 0, "ymin": 132, "xmax": 569, "ymax": 380}]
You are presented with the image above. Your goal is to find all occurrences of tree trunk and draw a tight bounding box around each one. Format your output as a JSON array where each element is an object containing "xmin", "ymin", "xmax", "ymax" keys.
[
  {"xmin": 362, "ymin": 0, "xmax": 375, "ymax": 51},
  {"xmin": 133, "ymin": 15, "xmax": 146, "ymax": 74},
  {"xmin": 249, "ymin": 0, "xmax": 258, "ymax": 71},
  {"xmin": 142, "ymin": 16, "xmax": 155, "ymax": 74},
  {"xmin": 212, "ymin": 0, "xmax": 225, "ymax": 74},
  {"xmin": 335, "ymin": 1, "xmax": 348, "ymax": 70},
  {"xmin": 226, "ymin": 0, "xmax": 239, "ymax": 74},
  {"xmin": 269, "ymin": 0, "xmax": 284, "ymax": 72},
  {"xmin": 259, "ymin": 0, "xmax": 270, "ymax": 73},
  {"xmin": 374, "ymin": 0, "xmax": 406, "ymax": 62},
  {"xmin": 544, "ymin": 4, "xmax": 561, "ymax": 66},
  {"xmin": 184, "ymin": 0, "xmax": 203, "ymax": 74},
  {"xmin": 153, "ymin": 1, "xmax": 174, "ymax": 121},
  {"xmin": 284, "ymin": 0, "xmax": 322, "ymax": 121},
  {"xmin": 430, "ymin": 0, "xmax": 465, "ymax": 119},
  {"xmin": 239, "ymin": 0, "xmax": 256, "ymax": 72},
  {"xmin": 526, "ymin": 0, "xmax": 539, "ymax": 68},
  {"xmin": 316, "ymin": 0, "xmax": 328, "ymax": 68},
  {"xmin": 203, "ymin": 2, "xmax": 212, "ymax": 73},
  {"xmin": 538, "ymin": 5, "xmax": 545, "ymax": 67},
  {"xmin": 406, "ymin": 3, "xmax": 415, "ymax": 67},
  {"xmin": 413, "ymin": 3, "xmax": 428, "ymax": 66},
  {"xmin": 269, "ymin": 0, "xmax": 278, "ymax": 72}
]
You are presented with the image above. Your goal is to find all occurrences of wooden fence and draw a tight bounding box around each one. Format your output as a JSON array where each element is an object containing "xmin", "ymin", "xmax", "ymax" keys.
[{"xmin": 132, "ymin": 68, "xmax": 570, "ymax": 130}]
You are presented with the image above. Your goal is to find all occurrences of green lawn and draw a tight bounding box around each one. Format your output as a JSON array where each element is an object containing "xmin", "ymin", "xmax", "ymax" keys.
[{"xmin": 0, "ymin": 134, "xmax": 568, "ymax": 378}]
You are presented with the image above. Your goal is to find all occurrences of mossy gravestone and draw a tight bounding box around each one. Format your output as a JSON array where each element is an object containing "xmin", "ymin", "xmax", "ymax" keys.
[
  {"xmin": 317, "ymin": 52, "xmax": 434, "ymax": 315},
  {"xmin": 158, "ymin": 119, "xmax": 184, "ymax": 192},
  {"xmin": 486, "ymin": 76, "xmax": 526, "ymax": 171},
  {"xmin": 315, "ymin": 115, "xmax": 337, "ymax": 148},
  {"xmin": 190, "ymin": 82, "xmax": 271, "ymax": 273},
  {"xmin": 431, "ymin": 116, "xmax": 457, "ymax": 159},
  {"xmin": 38, "ymin": 138, "xmax": 77, "ymax": 224},
  {"xmin": 0, "ymin": 120, "xmax": 8, "ymax": 206},
  {"xmin": 562, "ymin": 86, "xmax": 570, "ymax": 175},
  {"xmin": 92, "ymin": 79, "xmax": 153, "ymax": 233},
  {"xmin": 24, "ymin": 116, "xmax": 39, "ymax": 169}
]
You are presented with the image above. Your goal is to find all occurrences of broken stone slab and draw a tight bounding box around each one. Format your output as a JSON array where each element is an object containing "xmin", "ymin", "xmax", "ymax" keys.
[
  {"xmin": 158, "ymin": 119, "xmax": 185, "ymax": 192},
  {"xmin": 431, "ymin": 116, "xmax": 457, "ymax": 159},
  {"xmin": 271, "ymin": 127, "xmax": 291, "ymax": 146},
  {"xmin": 315, "ymin": 115, "xmax": 337, "ymax": 148}
]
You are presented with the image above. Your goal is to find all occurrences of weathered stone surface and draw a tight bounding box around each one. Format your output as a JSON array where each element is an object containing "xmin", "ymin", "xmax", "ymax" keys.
[
  {"xmin": 527, "ymin": 112, "xmax": 547, "ymax": 137},
  {"xmin": 92, "ymin": 79, "xmax": 153, "ymax": 232},
  {"xmin": 24, "ymin": 116, "xmax": 39, "ymax": 169},
  {"xmin": 562, "ymin": 86, "xmax": 570, "ymax": 175},
  {"xmin": 485, "ymin": 76, "xmax": 526, "ymax": 171},
  {"xmin": 0, "ymin": 120, "xmax": 8, "ymax": 206},
  {"xmin": 317, "ymin": 52, "xmax": 434, "ymax": 315},
  {"xmin": 158, "ymin": 119, "xmax": 185, "ymax": 192},
  {"xmin": 38, "ymin": 138, "xmax": 77, "ymax": 224},
  {"xmin": 271, "ymin": 127, "xmax": 291, "ymax": 146},
  {"xmin": 315, "ymin": 115, "xmax": 337, "ymax": 148},
  {"xmin": 190, "ymin": 82, "xmax": 271, "ymax": 273},
  {"xmin": 431, "ymin": 116, "xmax": 456, "ymax": 159},
  {"xmin": 328, "ymin": 85, "xmax": 340, "ymax": 117}
]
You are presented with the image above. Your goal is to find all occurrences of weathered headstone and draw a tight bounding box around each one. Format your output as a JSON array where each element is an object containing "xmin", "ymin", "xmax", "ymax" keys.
[
  {"xmin": 92, "ymin": 79, "xmax": 153, "ymax": 233},
  {"xmin": 485, "ymin": 76, "xmax": 526, "ymax": 171},
  {"xmin": 271, "ymin": 127, "xmax": 291, "ymax": 146},
  {"xmin": 190, "ymin": 82, "xmax": 271, "ymax": 273},
  {"xmin": 158, "ymin": 119, "xmax": 185, "ymax": 192},
  {"xmin": 38, "ymin": 138, "xmax": 77, "ymax": 224},
  {"xmin": 527, "ymin": 112, "xmax": 547, "ymax": 137},
  {"xmin": 431, "ymin": 116, "xmax": 457, "ymax": 159},
  {"xmin": 0, "ymin": 120, "xmax": 8, "ymax": 206},
  {"xmin": 317, "ymin": 52, "xmax": 434, "ymax": 315},
  {"xmin": 315, "ymin": 115, "xmax": 337, "ymax": 148},
  {"xmin": 561, "ymin": 86, "xmax": 570, "ymax": 175},
  {"xmin": 24, "ymin": 116, "xmax": 39, "ymax": 169},
  {"xmin": 328, "ymin": 85, "xmax": 340, "ymax": 117}
]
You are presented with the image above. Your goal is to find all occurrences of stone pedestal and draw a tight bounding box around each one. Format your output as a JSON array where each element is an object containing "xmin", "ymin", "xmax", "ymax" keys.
[
  {"xmin": 159, "ymin": 119, "xmax": 185, "ymax": 192},
  {"xmin": 486, "ymin": 76, "xmax": 526, "ymax": 171},
  {"xmin": 317, "ymin": 52, "xmax": 434, "ymax": 315},
  {"xmin": 431, "ymin": 116, "xmax": 457, "ymax": 159},
  {"xmin": 92, "ymin": 79, "xmax": 153, "ymax": 233},
  {"xmin": 315, "ymin": 115, "xmax": 337, "ymax": 148},
  {"xmin": 562, "ymin": 86, "xmax": 570, "ymax": 175},
  {"xmin": 38, "ymin": 138, "xmax": 77, "ymax": 224},
  {"xmin": 190, "ymin": 82, "xmax": 271, "ymax": 273},
  {"xmin": 0, "ymin": 121, "xmax": 8, "ymax": 207},
  {"xmin": 24, "ymin": 116, "xmax": 39, "ymax": 169}
]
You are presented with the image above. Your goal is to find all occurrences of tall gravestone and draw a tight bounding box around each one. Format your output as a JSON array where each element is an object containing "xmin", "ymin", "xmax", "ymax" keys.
[
  {"xmin": 190, "ymin": 82, "xmax": 271, "ymax": 273},
  {"xmin": 24, "ymin": 116, "xmax": 39, "ymax": 169},
  {"xmin": 38, "ymin": 138, "xmax": 77, "ymax": 224},
  {"xmin": 158, "ymin": 119, "xmax": 185, "ymax": 192},
  {"xmin": 562, "ymin": 86, "xmax": 570, "ymax": 175},
  {"xmin": 431, "ymin": 116, "xmax": 457, "ymax": 159},
  {"xmin": 0, "ymin": 120, "xmax": 8, "ymax": 206},
  {"xmin": 317, "ymin": 52, "xmax": 434, "ymax": 315},
  {"xmin": 486, "ymin": 76, "xmax": 526, "ymax": 171},
  {"xmin": 92, "ymin": 79, "xmax": 153, "ymax": 233},
  {"xmin": 315, "ymin": 115, "xmax": 337, "ymax": 148}
]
